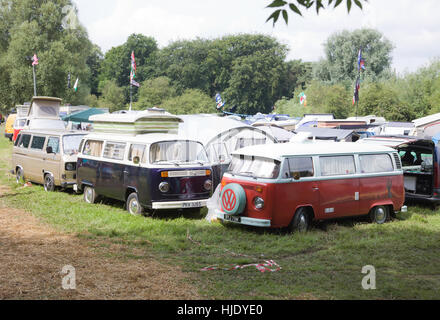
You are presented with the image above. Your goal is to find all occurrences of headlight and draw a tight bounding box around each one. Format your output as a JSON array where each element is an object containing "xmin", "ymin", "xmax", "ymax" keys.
[
  {"xmin": 253, "ymin": 197, "xmax": 264, "ymax": 210},
  {"xmin": 159, "ymin": 181, "xmax": 170, "ymax": 193},
  {"xmin": 65, "ymin": 162, "xmax": 76, "ymax": 171},
  {"xmin": 203, "ymin": 179, "xmax": 212, "ymax": 191}
]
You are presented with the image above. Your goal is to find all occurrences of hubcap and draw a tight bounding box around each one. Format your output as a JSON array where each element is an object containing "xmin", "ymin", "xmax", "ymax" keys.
[
  {"xmin": 375, "ymin": 207, "xmax": 386, "ymax": 223},
  {"xmin": 16, "ymin": 171, "xmax": 22, "ymax": 183},
  {"xmin": 129, "ymin": 198, "xmax": 139, "ymax": 215},
  {"xmin": 85, "ymin": 188, "xmax": 93, "ymax": 203},
  {"xmin": 45, "ymin": 176, "xmax": 52, "ymax": 191},
  {"xmin": 298, "ymin": 214, "xmax": 307, "ymax": 232}
]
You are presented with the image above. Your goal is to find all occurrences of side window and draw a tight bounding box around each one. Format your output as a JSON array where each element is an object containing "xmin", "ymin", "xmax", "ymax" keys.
[
  {"xmin": 30, "ymin": 136, "xmax": 46, "ymax": 150},
  {"xmin": 47, "ymin": 137, "xmax": 60, "ymax": 154},
  {"xmin": 360, "ymin": 154, "xmax": 394, "ymax": 173},
  {"xmin": 83, "ymin": 140, "xmax": 103, "ymax": 157},
  {"xmin": 19, "ymin": 134, "xmax": 31, "ymax": 148},
  {"xmin": 287, "ymin": 157, "xmax": 314, "ymax": 178},
  {"xmin": 320, "ymin": 155, "xmax": 356, "ymax": 176},
  {"xmin": 103, "ymin": 141, "xmax": 126, "ymax": 160},
  {"xmin": 14, "ymin": 134, "xmax": 21, "ymax": 147},
  {"xmin": 129, "ymin": 144, "xmax": 146, "ymax": 162}
]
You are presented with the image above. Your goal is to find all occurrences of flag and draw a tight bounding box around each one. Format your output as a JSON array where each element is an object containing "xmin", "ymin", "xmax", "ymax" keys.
[
  {"xmin": 215, "ymin": 93, "xmax": 225, "ymax": 109},
  {"xmin": 130, "ymin": 51, "xmax": 136, "ymax": 82},
  {"xmin": 298, "ymin": 92, "xmax": 307, "ymax": 105},
  {"xmin": 352, "ymin": 77, "xmax": 360, "ymax": 105},
  {"xmin": 73, "ymin": 78, "xmax": 79, "ymax": 92},
  {"xmin": 130, "ymin": 79, "xmax": 140, "ymax": 87},
  {"xmin": 32, "ymin": 54, "xmax": 38, "ymax": 66},
  {"xmin": 67, "ymin": 72, "xmax": 71, "ymax": 89},
  {"xmin": 357, "ymin": 48, "xmax": 366, "ymax": 71}
]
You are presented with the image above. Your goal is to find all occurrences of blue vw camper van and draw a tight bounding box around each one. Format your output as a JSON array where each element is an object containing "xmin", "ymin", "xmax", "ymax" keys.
[{"xmin": 75, "ymin": 110, "xmax": 213, "ymax": 215}]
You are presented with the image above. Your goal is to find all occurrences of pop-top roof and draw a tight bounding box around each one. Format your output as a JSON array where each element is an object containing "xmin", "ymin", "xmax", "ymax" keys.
[
  {"xmin": 28, "ymin": 96, "xmax": 62, "ymax": 119},
  {"xmin": 89, "ymin": 110, "xmax": 183, "ymax": 135}
]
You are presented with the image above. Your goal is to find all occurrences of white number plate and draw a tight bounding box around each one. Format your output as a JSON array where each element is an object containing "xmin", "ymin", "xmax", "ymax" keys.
[
  {"xmin": 182, "ymin": 201, "xmax": 202, "ymax": 208},
  {"xmin": 224, "ymin": 215, "xmax": 241, "ymax": 223}
]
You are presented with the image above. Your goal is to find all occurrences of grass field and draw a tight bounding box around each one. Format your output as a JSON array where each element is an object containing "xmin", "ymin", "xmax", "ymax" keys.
[{"xmin": 1, "ymin": 126, "xmax": 439, "ymax": 299}]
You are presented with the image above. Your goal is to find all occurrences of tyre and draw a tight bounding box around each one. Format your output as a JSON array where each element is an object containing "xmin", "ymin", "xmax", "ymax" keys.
[
  {"xmin": 83, "ymin": 185, "xmax": 97, "ymax": 204},
  {"xmin": 16, "ymin": 167, "xmax": 24, "ymax": 184},
  {"xmin": 289, "ymin": 207, "xmax": 311, "ymax": 233},
  {"xmin": 369, "ymin": 205, "xmax": 389, "ymax": 224},
  {"xmin": 44, "ymin": 174, "xmax": 55, "ymax": 192},
  {"xmin": 126, "ymin": 192, "xmax": 144, "ymax": 216}
]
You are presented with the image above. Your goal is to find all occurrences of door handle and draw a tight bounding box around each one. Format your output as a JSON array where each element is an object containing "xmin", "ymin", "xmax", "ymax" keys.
[{"xmin": 312, "ymin": 187, "xmax": 319, "ymax": 191}]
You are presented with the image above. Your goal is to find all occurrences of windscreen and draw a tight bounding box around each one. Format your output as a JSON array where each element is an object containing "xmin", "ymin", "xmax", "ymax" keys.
[
  {"xmin": 63, "ymin": 135, "xmax": 86, "ymax": 155},
  {"xmin": 228, "ymin": 154, "xmax": 281, "ymax": 179},
  {"xmin": 150, "ymin": 141, "xmax": 208, "ymax": 164}
]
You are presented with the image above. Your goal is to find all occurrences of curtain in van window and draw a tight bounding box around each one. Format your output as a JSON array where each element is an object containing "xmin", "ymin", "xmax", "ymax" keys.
[
  {"xmin": 320, "ymin": 156, "xmax": 356, "ymax": 176},
  {"xmin": 83, "ymin": 140, "xmax": 103, "ymax": 157},
  {"xmin": 129, "ymin": 144, "xmax": 146, "ymax": 162},
  {"xmin": 359, "ymin": 154, "xmax": 393, "ymax": 173}
]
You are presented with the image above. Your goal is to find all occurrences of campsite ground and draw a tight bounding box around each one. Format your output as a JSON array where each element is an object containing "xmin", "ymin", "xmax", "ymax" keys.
[{"xmin": 1, "ymin": 125, "xmax": 439, "ymax": 299}]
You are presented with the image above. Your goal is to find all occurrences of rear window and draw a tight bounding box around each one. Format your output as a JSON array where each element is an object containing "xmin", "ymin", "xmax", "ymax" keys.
[
  {"xmin": 360, "ymin": 154, "xmax": 394, "ymax": 173},
  {"xmin": 18, "ymin": 134, "xmax": 31, "ymax": 148},
  {"xmin": 83, "ymin": 140, "xmax": 103, "ymax": 157},
  {"xmin": 286, "ymin": 157, "xmax": 314, "ymax": 178},
  {"xmin": 30, "ymin": 136, "xmax": 46, "ymax": 150},
  {"xmin": 320, "ymin": 155, "xmax": 356, "ymax": 176},
  {"xmin": 228, "ymin": 155, "xmax": 280, "ymax": 179}
]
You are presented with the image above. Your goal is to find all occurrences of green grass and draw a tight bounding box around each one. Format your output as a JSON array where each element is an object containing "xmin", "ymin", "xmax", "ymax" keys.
[{"xmin": 1, "ymin": 125, "xmax": 440, "ymax": 299}]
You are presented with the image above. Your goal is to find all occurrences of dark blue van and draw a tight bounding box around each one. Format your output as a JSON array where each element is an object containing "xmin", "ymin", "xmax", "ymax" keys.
[{"xmin": 75, "ymin": 132, "xmax": 213, "ymax": 215}]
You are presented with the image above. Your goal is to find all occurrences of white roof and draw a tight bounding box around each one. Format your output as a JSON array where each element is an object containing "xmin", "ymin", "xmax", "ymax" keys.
[
  {"xmin": 89, "ymin": 110, "xmax": 182, "ymax": 123},
  {"xmin": 232, "ymin": 141, "xmax": 396, "ymax": 161},
  {"xmin": 82, "ymin": 132, "xmax": 201, "ymax": 144},
  {"xmin": 413, "ymin": 113, "xmax": 440, "ymax": 128}
]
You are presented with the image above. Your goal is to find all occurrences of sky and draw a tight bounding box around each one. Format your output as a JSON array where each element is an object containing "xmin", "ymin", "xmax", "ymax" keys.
[{"xmin": 72, "ymin": 0, "xmax": 440, "ymax": 74}]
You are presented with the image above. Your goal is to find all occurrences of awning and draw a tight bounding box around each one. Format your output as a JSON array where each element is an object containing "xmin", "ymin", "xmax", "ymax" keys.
[{"xmin": 61, "ymin": 108, "xmax": 108, "ymax": 122}]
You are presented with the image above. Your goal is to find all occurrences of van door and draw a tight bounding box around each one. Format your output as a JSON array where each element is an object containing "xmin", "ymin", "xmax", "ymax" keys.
[
  {"xmin": 44, "ymin": 136, "xmax": 61, "ymax": 184},
  {"xmin": 318, "ymin": 155, "xmax": 360, "ymax": 218},
  {"xmin": 98, "ymin": 141, "xmax": 127, "ymax": 200},
  {"xmin": 28, "ymin": 135, "xmax": 47, "ymax": 183}
]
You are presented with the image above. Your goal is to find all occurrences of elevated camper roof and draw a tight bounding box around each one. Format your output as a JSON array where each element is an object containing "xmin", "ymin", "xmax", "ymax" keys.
[
  {"xmin": 89, "ymin": 109, "xmax": 183, "ymax": 135},
  {"xmin": 27, "ymin": 96, "xmax": 62, "ymax": 119},
  {"xmin": 232, "ymin": 141, "xmax": 396, "ymax": 162}
]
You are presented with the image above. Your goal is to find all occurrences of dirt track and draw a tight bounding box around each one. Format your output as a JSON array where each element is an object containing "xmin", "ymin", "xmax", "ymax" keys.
[{"xmin": 0, "ymin": 185, "xmax": 200, "ymax": 300}]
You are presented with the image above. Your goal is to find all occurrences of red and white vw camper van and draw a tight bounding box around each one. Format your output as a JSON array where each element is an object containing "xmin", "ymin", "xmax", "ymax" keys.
[{"xmin": 216, "ymin": 142, "xmax": 407, "ymax": 231}]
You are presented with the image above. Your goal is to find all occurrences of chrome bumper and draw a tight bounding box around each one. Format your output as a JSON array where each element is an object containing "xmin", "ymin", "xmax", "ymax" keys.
[{"xmin": 151, "ymin": 199, "xmax": 208, "ymax": 210}]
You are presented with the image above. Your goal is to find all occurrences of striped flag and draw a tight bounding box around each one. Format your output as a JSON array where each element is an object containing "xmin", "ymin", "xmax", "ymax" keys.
[
  {"xmin": 357, "ymin": 48, "xmax": 366, "ymax": 71},
  {"xmin": 130, "ymin": 51, "xmax": 136, "ymax": 82},
  {"xmin": 352, "ymin": 77, "xmax": 360, "ymax": 105},
  {"xmin": 73, "ymin": 78, "xmax": 79, "ymax": 92}
]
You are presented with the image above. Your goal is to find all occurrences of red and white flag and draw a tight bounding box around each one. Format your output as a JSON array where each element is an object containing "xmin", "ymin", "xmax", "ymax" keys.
[{"xmin": 32, "ymin": 54, "xmax": 38, "ymax": 66}]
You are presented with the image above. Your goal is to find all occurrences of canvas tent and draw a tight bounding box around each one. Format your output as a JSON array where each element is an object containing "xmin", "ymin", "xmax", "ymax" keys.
[{"xmin": 62, "ymin": 108, "xmax": 108, "ymax": 123}]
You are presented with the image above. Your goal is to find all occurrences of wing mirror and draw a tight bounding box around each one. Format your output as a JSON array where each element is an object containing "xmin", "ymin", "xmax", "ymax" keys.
[
  {"xmin": 133, "ymin": 156, "xmax": 140, "ymax": 165},
  {"xmin": 46, "ymin": 146, "xmax": 53, "ymax": 154}
]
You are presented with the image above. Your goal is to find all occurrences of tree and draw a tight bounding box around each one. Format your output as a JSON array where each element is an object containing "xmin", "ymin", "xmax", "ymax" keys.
[
  {"xmin": 97, "ymin": 79, "xmax": 125, "ymax": 112},
  {"xmin": 266, "ymin": 0, "xmax": 366, "ymax": 25},
  {"xmin": 160, "ymin": 89, "xmax": 215, "ymax": 115},
  {"xmin": 314, "ymin": 28, "xmax": 394, "ymax": 84},
  {"xmin": 133, "ymin": 76, "xmax": 177, "ymax": 110},
  {"xmin": 0, "ymin": 0, "xmax": 95, "ymax": 108}
]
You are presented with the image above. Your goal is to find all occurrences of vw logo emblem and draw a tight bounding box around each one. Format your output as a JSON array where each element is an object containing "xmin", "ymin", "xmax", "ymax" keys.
[{"xmin": 222, "ymin": 189, "xmax": 237, "ymax": 212}]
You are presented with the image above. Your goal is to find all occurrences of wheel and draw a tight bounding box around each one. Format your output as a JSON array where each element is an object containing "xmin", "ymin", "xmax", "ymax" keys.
[
  {"xmin": 369, "ymin": 205, "xmax": 389, "ymax": 224},
  {"xmin": 126, "ymin": 192, "xmax": 144, "ymax": 216},
  {"xmin": 44, "ymin": 174, "xmax": 55, "ymax": 192},
  {"xmin": 289, "ymin": 207, "xmax": 311, "ymax": 233},
  {"xmin": 16, "ymin": 167, "xmax": 24, "ymax": 184},
  {"xmin": 83, "ymin": 185, "xmax": 97, "ymax": 204}
]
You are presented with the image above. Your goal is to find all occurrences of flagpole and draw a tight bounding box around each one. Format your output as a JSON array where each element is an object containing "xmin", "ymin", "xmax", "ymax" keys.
[
  {"xmin": 129, "ymin": 83, "xmax": 132, "ymax": 111},
  {"xmin": 32, "ymin": 64, "xmax": 37, "ymax": 96}
]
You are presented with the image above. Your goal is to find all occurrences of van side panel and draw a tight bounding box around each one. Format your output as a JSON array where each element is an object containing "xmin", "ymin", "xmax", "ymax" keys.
[
  {"xmin": 359, "ymin": 175, "xmax": 404, "ymax": 213},
  {"xmin": 317, "ymin": 178, "xmax": 360, "ymax": 218},
  {"xmin": 97, "ymin": 161, "xmax": 126, "ymax": 201},
  {"xmin": 77, "ymin": 158, "xmax": 100, "ymax": 189}
]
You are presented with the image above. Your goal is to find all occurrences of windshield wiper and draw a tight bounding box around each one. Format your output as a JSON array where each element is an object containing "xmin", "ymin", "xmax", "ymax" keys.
[{"xmin": 238, "ymin": 171, "xmax": 257, "ymax": 179}]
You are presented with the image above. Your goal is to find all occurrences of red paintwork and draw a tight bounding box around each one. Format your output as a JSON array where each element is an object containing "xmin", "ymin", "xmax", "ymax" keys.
[
  {"xmin": 12, "ymin": 128, "xmax": 22, "ymax": 142},
  {"xmin": 220, "ymin": 173, "xmax": 405, "ymax": 228}
]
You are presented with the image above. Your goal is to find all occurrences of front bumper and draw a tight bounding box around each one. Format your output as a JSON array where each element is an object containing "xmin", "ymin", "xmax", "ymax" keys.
[
  {"xmin": 216, "ymin": 209, "xmax": 271, "ymax": 227},
  {"xmin": 152, "ymin": 199, "xmax": 208, "ymax": 210}
]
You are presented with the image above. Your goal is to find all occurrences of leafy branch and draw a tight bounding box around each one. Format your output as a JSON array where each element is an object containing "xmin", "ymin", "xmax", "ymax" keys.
[{"xmin": 266, "ymin": 0, "xmax": 367, "ymax": 25}]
